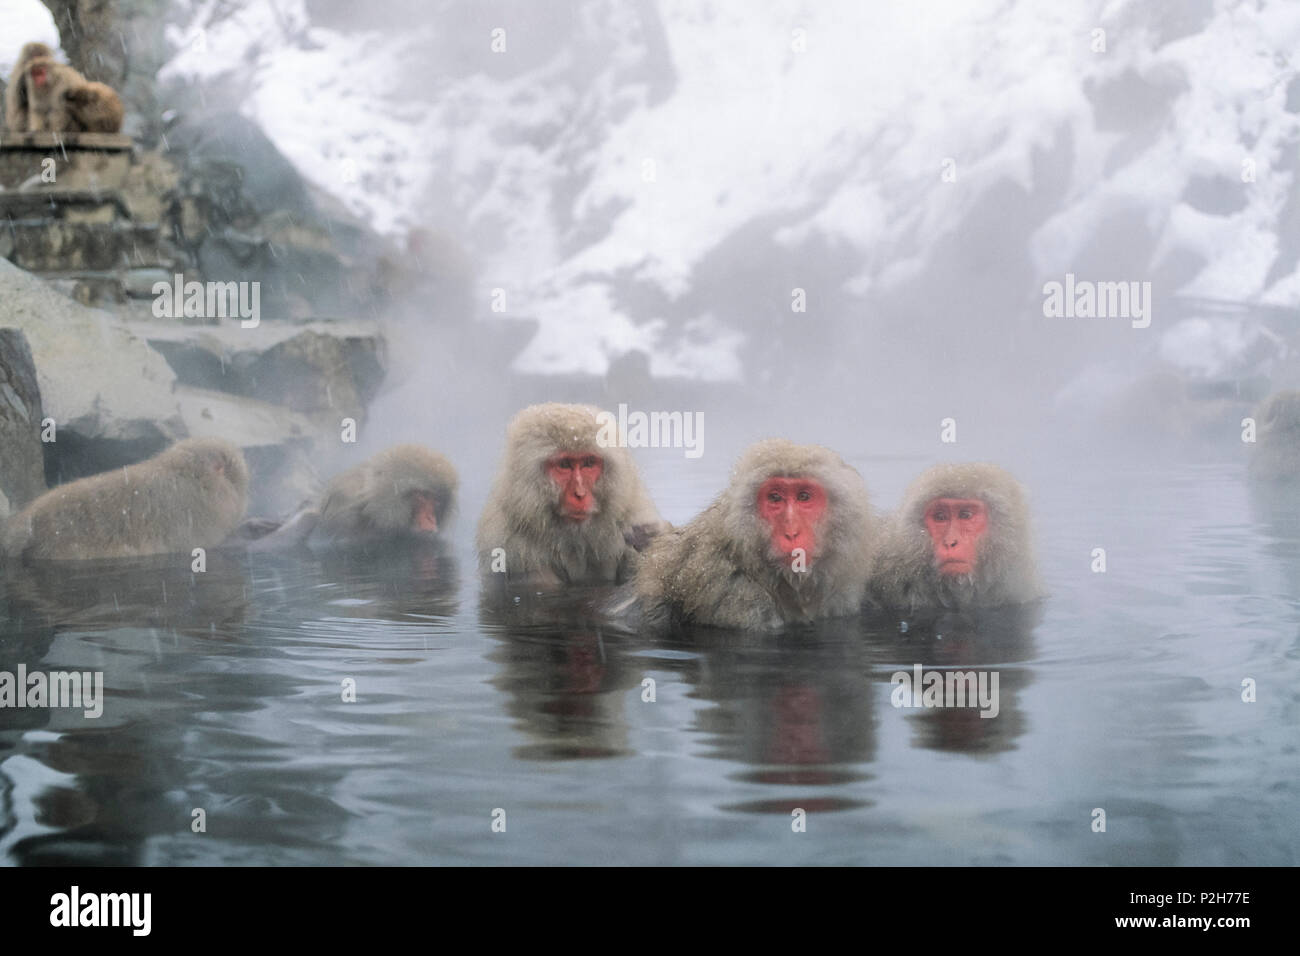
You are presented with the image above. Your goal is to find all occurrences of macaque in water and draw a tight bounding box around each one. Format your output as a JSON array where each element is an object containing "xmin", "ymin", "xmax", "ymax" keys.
[
  {"xmin": 871, "ymin": 463, "xmax": 1042, "ymax": 612},
  {"xmin": 2, "ymin": 438, "xmax": 249, "ymax": 562},
  {"xmin": 4, "ymin": 43, "xmax": 124, "ymax": 134},
  {"xmin": 249, "ymin": 444, "xmax": 457, "ymax": 549},
  {"xmin": 1248, "ymin": 390, "xmax": 1300, "ymax": 482},
  {"xmin": 476, "ymin": 403, "xmax": 666, "ymax": 586},
  {"xmin": 632, "ymin": 440, "xmax": 875, "ymax": 630}
]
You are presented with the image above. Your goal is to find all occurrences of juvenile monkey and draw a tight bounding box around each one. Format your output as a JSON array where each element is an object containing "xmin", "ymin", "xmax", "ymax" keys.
[
  {"xmin": 476, "ymin": 403, "xmax": 666, "ymax": 586},
  {"xmin": 248, "ymin": 444, "xmax": 458, "ymax": 549},
  {"xmin": 871, "ymin": 462, "xmax": 1043, "ymax": 612},
  {"xmin": 3, "ymin": 438, "xmax": 249, "ymax": 562},
  {"xmin": 631, "ymin": 440, "xmax": 876, "ymax": 630},
  {"xmin": 5, "ymin": 44, "xmax": 123, "ymax": 134},
  {"xmin": 1248, "ymin": 390, "xmax": 1300, "ymax": 482}
]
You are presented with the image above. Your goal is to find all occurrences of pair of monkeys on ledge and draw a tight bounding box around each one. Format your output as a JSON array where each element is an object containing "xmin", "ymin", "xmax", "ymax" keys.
[
  {"xmin": 8, "ymin": 394, "xmax": 1293, "ymax": 627},
  {"xmin": 1, "ymin": 402, "xmax": 1051, "ymax": 628},
  {"xmin": 3, "ymin": 42, "xmax": 124, "ymax": 134}
]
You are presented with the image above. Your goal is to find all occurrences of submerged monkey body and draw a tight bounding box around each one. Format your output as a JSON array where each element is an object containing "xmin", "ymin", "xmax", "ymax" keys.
[
  {"xmin": 634, "ymin": 440, "xmax": 875, "ymax": 630},
  {"xmin": 3, "ymin": 439, "xmax": 249, "ymax": 562}
]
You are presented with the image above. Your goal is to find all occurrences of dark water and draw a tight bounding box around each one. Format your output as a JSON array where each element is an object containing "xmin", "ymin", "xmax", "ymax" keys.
[{"xmin": 1, "ymin": 456, "xmax": 1296, "ymax": 866}]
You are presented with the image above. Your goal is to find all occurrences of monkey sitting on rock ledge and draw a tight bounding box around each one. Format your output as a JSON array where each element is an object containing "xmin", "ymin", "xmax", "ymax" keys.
[{"xmin": 4, "ymin": 41, "xmax": 124, "ymax": 134}]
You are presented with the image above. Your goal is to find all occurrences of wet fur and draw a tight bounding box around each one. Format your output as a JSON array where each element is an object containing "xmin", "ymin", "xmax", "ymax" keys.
[
  {"xmin": 5, "ymin": 45, "xmax": 123, "ymax": 133},
  {"xmin": 634, "ymin": 439, "xmax": 875, "ymax": 630},
  {"xmin": 871, "ymin": 462, "xmax": 1042, "ymax": 612},
  {"xmin": 476, "ymin": 403, "xmax": 665, "ymax": 585},
  {"xmin": 249, "ymin": 444, "xmax": 458, "ymax": 549},
  {"xmin": 3, "ymin": 438, "xmax": 249, "ymax": 562}
]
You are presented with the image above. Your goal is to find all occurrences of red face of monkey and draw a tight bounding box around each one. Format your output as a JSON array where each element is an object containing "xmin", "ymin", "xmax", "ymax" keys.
[
  {"xmin": 30, "ymin": 64, "xmax": 47, "ymax": 88},
  {"xmin": 757, "ymin": 477, "xmax": 827, "ymax": 562},
  {"xmin": 408, "ymin": 491, "xmax": 440, "ymax": 533},
  {"xmin": 923, "ymin": 497, "xmax": 988, "ymax": 576},
  {"xmin": 547, "ymin": 453, "xmax": 604, "ymax": 522}
]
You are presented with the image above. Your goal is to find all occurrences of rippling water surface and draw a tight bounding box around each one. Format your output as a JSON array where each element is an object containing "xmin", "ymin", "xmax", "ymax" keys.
[{"xmin": 1, "ymin": 456, "xmax": 1296, "ymax": 865}]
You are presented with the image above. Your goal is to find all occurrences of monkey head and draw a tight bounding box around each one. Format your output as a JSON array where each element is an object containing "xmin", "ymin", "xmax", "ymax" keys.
[
  {"xmin": 500, "ymin": 403, "xmax": 642, "ymax": 534},
  {"xmin": 359, "ymin": 444, "xmax": 458, "ymax": 536},
  {"xmin": 885, "ymin": 462, "xmax": 1042, "ymax": 609},
  {"xmin": 726, "ymin": 439, "xmax": 873, "ymax": 579}
]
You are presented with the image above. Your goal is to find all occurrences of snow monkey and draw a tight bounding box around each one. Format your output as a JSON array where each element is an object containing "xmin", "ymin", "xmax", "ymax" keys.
[
  {"xmin": 1248, "ymin": 390, "xmax": 1300, "ymax": 482},
  {"xmin": 632, "ymin": 439, "xmax": 876, "ymax": 630},
  {"xmin": 3, "ymin": 42, "xmax": 51, "ymax": 131},
  {"xmin": 476, "ymin": 403, "xmax": 667, "ymax": 586},
  {"xmin": 248, "ymin": 444, "xmax": 458, "ymax": 549},
  {"xmin": 871, "ymin": 462, "xmax": 1043, "ymax": 612},
  {"xmin": 3, "ymin": 438, "xmax": 249, "ymax": 562},
  {"xmin": 5, "ymin": 43, "xmax": 124, "ymax": 133}
]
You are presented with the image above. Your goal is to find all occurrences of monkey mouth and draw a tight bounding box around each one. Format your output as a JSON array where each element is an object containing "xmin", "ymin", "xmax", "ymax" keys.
[{"xmin": 938, "ymin": 559, "xmax": 974, "ymax": 575}]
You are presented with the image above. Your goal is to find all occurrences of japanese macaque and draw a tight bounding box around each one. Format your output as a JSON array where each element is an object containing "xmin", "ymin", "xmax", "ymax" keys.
[
  {"xmin": 248, "ymin": 444, "xmax": 458, "ymax": 550},
  {"xmin": 476, "ymin": 403, "xmax": 666, "ymax": 586},
  {"xmin": 3, "ymin": 42, "xmax": 50, "ymax": 131},
  {"xmin": 2, "ymin": 438, "xmax": 248, "ymax": 562},
  {"xmin": 1248, "ymin": 390, "xmax": 1300, "ymax": 482},
  {"xmin": 4, "ymin": 44, "xmax": 124, "ymax": 134},
  {"xmin": 871, "ymin": 463, "xmax": 1043, "ymax": 612},
  {"xmin": 631, "ymin": 440, "xmax": 875, "ymax": 630}
]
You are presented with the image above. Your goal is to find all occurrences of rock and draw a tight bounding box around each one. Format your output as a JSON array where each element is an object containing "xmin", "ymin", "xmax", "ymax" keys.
[
  {"xmin": 0, "ymin": 328, "xmax": 48, "ymax": 511},
  {"xmin": 173, "ymin": 385, "xmax": 321, "ymax": 515},
  {"xmin": 161, "ymin": 111, "xmax": 396, "ymax": 319},
  {"xmin": 0, "ymin": 133, "xmax": 133, "ymax": 191},
  {"xmin": 0, "ymin": 257, "xmax": 184, "ymax": 481},
  {"xmin": 139, "ymin": 318, "xmax": 386, "ymax": 421}
]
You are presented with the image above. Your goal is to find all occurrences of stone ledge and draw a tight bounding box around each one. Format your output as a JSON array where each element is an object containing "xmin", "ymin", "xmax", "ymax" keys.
[{"xmin": 0, "ymin": 132, "xmax": 133, "ymax": 152}]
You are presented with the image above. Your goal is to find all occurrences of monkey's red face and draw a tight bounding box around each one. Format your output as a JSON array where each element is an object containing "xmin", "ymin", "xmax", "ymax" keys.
[
  {"xmin": 757, "ymin": 477, "xmax": 827, "ymax": 561},
  {"xmin": 409, "ymin": 492, "xmax": 440, "ymax": 534},
  {"xmin": 547, "ymin": 453, "xmax": 603, "ymax": 522},
  {"xmin": 923, "ymin": 497, "xmax": 988, "ymax": 576},
  {"xmin": 30, "ymin": 65, "xmax": 47, "ymax": 88}
]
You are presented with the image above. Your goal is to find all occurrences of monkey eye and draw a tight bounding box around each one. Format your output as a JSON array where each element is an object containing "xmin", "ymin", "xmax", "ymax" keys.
[
  {"xmin": 796, "ymin": 490, "xmax": 812, "ymax": 501},
  {"xmin": 931, "ymin": 509, "xmax": 949, "ymax": 522},
  {"xmin": 556, "ymin": 458, "xmax": 575, "ymax": 470},
  {"xmin": 581, "ymin": 456, "xmax": 599, "ymax": 469},
  {"xmin": 958, "ymin": 508, "xmax": 973, "ymax": 520},
  {"xmin": 767, "ymin": 492, "xmax": 783, "ymax": 503}
]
